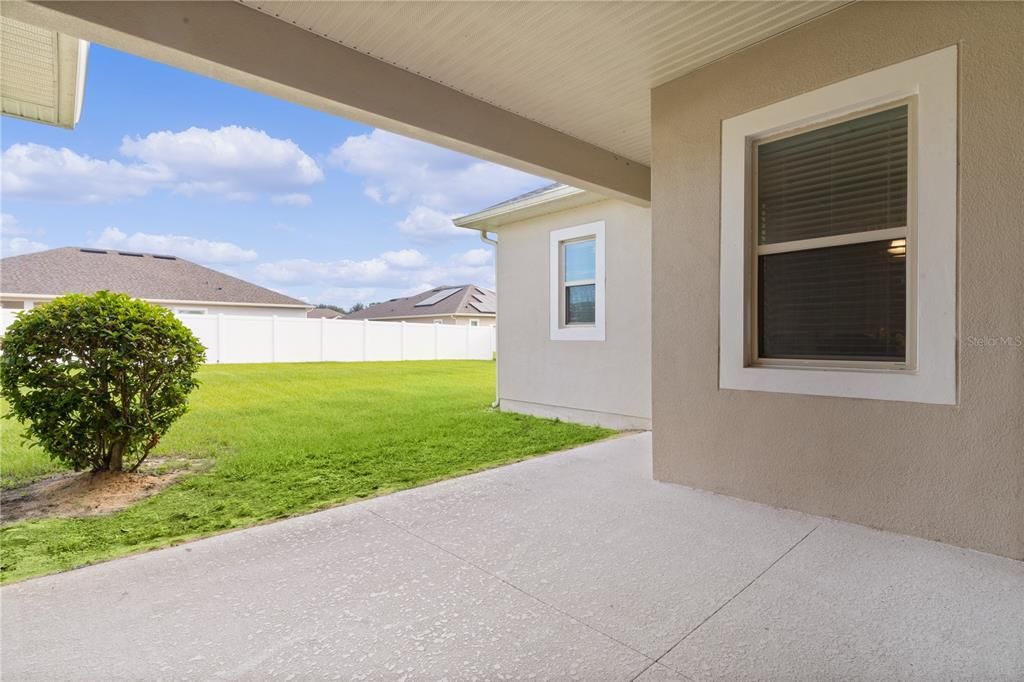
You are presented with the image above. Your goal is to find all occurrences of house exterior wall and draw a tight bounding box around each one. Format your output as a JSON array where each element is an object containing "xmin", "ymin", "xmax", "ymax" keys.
[
  {"xmin": 496, "ymin": 199, "xmax": 651, "ymax": 429},
  {"xmin": 0, "ymin": 296, "xmax": 307, "ymax": 318},
  {"xmin": 651, "ymin": 1, "xmax": 1023, "ymax": 559},
  {"xmin": 364, "ymin": 315, "xmax": 495, "ymax": 326},
  {"xmin": 169, "ymin": 304, "xmax": 308, "ymax": 318}
]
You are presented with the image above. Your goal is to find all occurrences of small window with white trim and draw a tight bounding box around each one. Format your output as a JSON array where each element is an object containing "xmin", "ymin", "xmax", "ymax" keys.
[
  {"xmin": 175, "ymin": 308, "xmax": 207, "ymax": 315},
  {"xmin": 469, "ymin": 319, "xmax": 479, "ymax": 327},
  {"xmin": 550, "ymin": 221, "xmax": 605, "ymax": 341},
  {"xmin": 719, "ymin": 46, "xmax": 957, "ymax": 404}
]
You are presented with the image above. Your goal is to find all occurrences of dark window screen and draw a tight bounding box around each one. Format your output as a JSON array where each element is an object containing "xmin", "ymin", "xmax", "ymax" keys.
[
  {"xmin": 757, "ymin": 105, "xmax": 908, "ymax": 245},
  {"xmin": 758, "ymin": 240, "xmax": 906, "ymax": 362}
]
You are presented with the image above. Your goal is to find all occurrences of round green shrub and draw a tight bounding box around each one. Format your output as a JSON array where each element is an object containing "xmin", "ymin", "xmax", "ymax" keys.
[{"xmin": 1, "ymin": 291, "xmax": 205, "ymax": 472}]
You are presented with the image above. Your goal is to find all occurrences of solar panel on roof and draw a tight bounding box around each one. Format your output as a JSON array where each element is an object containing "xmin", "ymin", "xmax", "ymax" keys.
[{"xmin": 414, "ymin": 287, "xmax": 462, "ymax": 307}]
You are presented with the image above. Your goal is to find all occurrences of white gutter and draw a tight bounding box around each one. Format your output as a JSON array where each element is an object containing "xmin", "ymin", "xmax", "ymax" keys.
[{"xmin": 454, "ymin": 185, "xmax": 603, "ymax": 231}]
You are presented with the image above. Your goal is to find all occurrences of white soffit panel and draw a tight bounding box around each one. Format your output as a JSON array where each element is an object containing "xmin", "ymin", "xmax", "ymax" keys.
[
  {"xmin": 0, "ymin": 16, "xmax": 88, "ymax": 129},
  {"xmin": 243, "ymin": 1, "xmax": 847, "ymax": 165}
]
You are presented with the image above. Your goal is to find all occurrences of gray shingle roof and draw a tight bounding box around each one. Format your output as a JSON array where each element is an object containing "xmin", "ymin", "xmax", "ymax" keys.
[
  {"xmin": 307, "ymin": 308, "xmax": 344, "ymax": 319},
  {"xmin": 0, "ymin": 247, "xmax": 307, "ymax": 307},
  {"xmin": 343, "ymin": 284, "xmax": 496, "ymax": 320}
]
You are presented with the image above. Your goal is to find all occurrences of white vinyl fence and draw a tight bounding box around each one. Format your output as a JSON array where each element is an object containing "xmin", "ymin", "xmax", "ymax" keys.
[{"xmin": 0, "ymin": 310, "xmax": 496, "ymax": 365}]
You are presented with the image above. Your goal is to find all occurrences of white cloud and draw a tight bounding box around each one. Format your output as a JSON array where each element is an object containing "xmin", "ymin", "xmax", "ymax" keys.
[
  {"xmin": 92, "ymin": 227, "xmax": 258, "ymax": 264},
  {"xmin": 1, "ymin": 143, "xmax": 172, "ymax": 203},
  {"xmin": 271, "ymin": 193, "xmax": 313, "ymax": 207},
  {"xmin": 120, "ymin": 126, "xmax": 323, "ymax": 202},
  {"xmin": 256, "ymin": 247, "xmax": 494, "ymax": 298},
  {"xmin": 2, "ymin": 213, "xmax": 32, "ymax": 237},
  {"xmin": 396, "ymin": 206, "xmax": 464, "ymax": 241},
  {"xmin": 455, "ymin": 248, "xmax": 493, "ymax": 267},
  {"xmin": 2, "ymin": 127, "xmax": 323, "ymax": 205},
  {"xmin": 316, "ymin": 287, "xmax": 379, "ymax": 309},
  {"xmin": 381, "ymin": 249, "xmax": 430, "ymax": 268},
  {"xmin": 257, "ymin": 248, "xmax": 429, "ymax": 287},
  {"xmin": 329, "ymin": 129, "xmax": 548, "ymax": 242},
  {"xmin": 1, "ymin": 213, "xmax": 49, "ymax": 256},
  {"xmin": 2, "ymin": 236, "xmax": 49, "ymax": 257}
]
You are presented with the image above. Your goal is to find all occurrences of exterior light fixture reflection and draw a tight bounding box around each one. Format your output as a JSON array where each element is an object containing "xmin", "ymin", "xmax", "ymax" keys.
[{"xmin": 888, "ymin": 238, "xmax": 906, "ymax": 257}]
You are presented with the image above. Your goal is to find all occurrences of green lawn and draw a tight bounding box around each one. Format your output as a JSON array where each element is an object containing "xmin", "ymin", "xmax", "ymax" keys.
[{"xmin": 0, "ymin": 361, "xmax": 613, "ymax": 583}]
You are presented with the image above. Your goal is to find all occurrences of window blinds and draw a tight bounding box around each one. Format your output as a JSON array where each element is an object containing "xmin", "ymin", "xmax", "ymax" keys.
[
  {"xmin": 757, "ymin": 105, "xmax": 908, "ymax": 245},
  {"xmin": 755, "ymin": 104, "xmax": 910, "ymax": 362}
]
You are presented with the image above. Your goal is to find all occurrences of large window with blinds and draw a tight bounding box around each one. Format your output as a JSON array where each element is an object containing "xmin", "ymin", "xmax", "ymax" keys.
[
  {"xmin": 752, "ymin": 101, "xmax": 912, "ymax": 366},
  {"xmin": 719, "ymin": 47, "xmax": 956, "ymax": 403}
]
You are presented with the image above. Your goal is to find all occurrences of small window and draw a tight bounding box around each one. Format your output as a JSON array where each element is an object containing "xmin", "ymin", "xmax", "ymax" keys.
[
  {"xmin": 469, "ymin": 320, "xmax": 479, "ymax": 327},
  {"xmin": 562, "ymin": 238, "xmax": 596, "ymax": 326},
  {"xmin": 175, "ymin": 308, "xmax": 207, "ymax": 316},
  {"xmin": 550, "ymin": 222, "xmax": 605, "ymax": 341},
  {"xmin": 753, "ymin": 103, "xmax": 910, "ymax": 365}
]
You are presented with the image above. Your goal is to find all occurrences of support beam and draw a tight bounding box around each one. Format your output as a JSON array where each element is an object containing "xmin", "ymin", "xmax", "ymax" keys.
[{"xmin": 3, "ymin": 1, "xmax": 651, "ymax": 204}]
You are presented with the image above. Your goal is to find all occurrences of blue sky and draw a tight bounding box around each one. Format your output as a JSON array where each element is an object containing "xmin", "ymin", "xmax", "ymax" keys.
[{"xmin": 1, "ymin": 45, "xmax": 549, "ymax": 308}]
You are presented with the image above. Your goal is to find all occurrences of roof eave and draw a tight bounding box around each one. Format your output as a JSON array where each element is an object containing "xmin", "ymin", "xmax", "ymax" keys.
[
  {"xmin": 0, "ymin": 17, "xmax": 89, "ymax": 129},
  {"xmin": 454, "ymin": 186, "xmax": 606, "ymax": 231}
]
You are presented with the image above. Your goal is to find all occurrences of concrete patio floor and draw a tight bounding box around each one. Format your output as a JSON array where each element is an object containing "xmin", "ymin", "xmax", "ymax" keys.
[{"xmin": 2, "ymin": 432, "xmax": 1022, "ymax": 680}]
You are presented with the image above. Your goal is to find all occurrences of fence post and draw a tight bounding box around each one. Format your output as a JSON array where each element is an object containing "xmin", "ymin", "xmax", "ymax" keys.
[
  {"xmin": 433, "ymin": 322, "xmax": 439, "ymax": 360},
  {"xmin": 362, "ymin": 319, "xmax": 368, "ymax": 361},
  {"xmin": 271, "ymin": 315, "xmax": 278, "ymax": 363},
  {"xmin": 400, "ymin": 321, "xmax": 406, "ymax": 361},
  {"xmin": 320, "ymin": 317, "xmax": 326, "ymax": 362},
  {"xmin": 216, "ymin": 313, "xmax": 225, "ymax": 364},
  {"xmin": 465, "ymin": 324, "xmax": 471, "ymax": 358}
]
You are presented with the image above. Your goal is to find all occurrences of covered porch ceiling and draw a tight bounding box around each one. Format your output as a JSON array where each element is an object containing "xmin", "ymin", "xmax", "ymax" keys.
[{"xmin": 2, "ymin": 1, "xmax": 847, "ymax": 204}]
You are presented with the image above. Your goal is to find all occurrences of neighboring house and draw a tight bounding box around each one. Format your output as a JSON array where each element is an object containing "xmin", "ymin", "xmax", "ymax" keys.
[
  {"xmin": 0, "ymin": 247, "xmax": 309, "ymax": 317},
  {"xmin": 343, "ymin": 285, "xmax": 496, "ymax": 326},
  {"xmin": 307, "ymin": 307, "xmax": 344, "ymax": 320},
  {"xmin": 6, "ymin": 3, "xmax": 1021, "ymax": 560},
  {"xmin": 455, "ymin": 184, "xmax": 650, "ymax": 430}
]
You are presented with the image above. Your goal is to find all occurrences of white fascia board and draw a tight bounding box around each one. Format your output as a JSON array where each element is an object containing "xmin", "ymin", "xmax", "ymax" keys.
[{"xmin": 454, "ymin": 186, "xmax": 605, "ymax": 231}]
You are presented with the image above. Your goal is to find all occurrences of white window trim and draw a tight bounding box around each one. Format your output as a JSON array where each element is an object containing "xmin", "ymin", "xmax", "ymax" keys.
[
  {"xmin": 550, "ymin": 221, "xmax": 605, "ymax": 341},
  {"xmin": 719, "ymin": 46, "xmax": 957, "ymax": 405}
]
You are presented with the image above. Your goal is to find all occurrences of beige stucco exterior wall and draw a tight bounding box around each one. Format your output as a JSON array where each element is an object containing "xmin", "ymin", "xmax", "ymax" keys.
[
  {"xmin": 651, "ymin": 2, "xmax": 1023, "ymax": 559},
  {"xmin": 496, "ymin": 199, "xmax": 651, "ymax": 429}
]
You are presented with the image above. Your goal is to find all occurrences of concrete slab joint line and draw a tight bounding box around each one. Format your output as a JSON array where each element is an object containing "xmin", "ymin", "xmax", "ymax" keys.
[
  {"xmin": 630, "ymin": 526, "xmax": 820, "ymax": 681},
  {"xmin": 365, "ymin": 508, "xmax": 663, "ymax": 671}
]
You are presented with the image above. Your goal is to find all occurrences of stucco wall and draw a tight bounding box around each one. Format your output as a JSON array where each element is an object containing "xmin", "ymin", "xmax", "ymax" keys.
[
  {"xmin": 496, "ymin": 199, "xmax": 651, "ymax": 429},
  {"xmin": 651, "ymin": 2, "xmax": 1023, "ymax": 558}
]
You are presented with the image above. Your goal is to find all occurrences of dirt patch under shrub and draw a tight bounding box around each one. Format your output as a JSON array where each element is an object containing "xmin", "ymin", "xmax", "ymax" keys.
[{"xmin": 1, "ymin": 459, "xmax": 201, "ymax": 524}]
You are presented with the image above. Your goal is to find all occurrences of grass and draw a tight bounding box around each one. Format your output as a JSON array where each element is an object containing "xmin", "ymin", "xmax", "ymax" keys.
[{"xmin": 0, "ymin": 361, "xmax": 613, "ymax": 583}]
